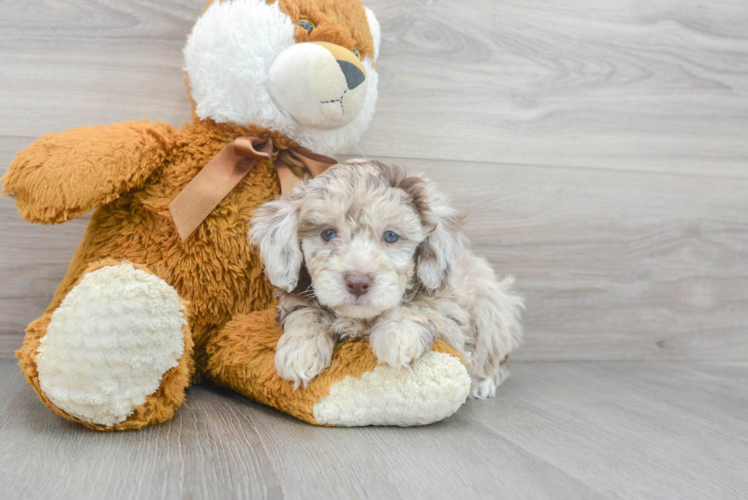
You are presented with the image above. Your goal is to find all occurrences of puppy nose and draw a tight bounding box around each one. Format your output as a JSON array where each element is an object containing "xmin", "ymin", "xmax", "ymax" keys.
[
  {"xmin": 337, "ymin": 60, "xmax": 365, "ymax": 90},
  {"xmin": 345, "ymin": 274, "xmax": 371, "ymax": 296}
]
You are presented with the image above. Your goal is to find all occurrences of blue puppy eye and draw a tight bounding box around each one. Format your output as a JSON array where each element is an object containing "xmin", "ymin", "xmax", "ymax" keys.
[
  {"xmin": 383, "ymin": 231, "xmax": 399, "ymax": 243},
  {"xmin": 321, "ymin": 229, "xmax": 337, "ymax": 241}
]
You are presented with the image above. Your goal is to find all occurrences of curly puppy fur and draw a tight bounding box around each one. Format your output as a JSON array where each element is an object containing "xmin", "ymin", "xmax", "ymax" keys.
[{"xmin": 250, "ymin": 161, "xmax": 523, "ymax": 398}]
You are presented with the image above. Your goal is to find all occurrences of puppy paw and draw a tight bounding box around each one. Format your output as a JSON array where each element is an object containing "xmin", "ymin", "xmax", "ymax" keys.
[
  {"xmin": 370, "ymin": 317, "xmax": 435, "ymax": 369},
  {"xmin": 275, "ymin": 332, "xmax": 335, "ymax": 389}
]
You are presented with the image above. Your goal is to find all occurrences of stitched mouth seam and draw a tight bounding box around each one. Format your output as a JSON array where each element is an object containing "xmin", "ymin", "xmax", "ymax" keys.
[{"xmin": 320, "ymin": 89, "xmax": 347, "ymax": 115}]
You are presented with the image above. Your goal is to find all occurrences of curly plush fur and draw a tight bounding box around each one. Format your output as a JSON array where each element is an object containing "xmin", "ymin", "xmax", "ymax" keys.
[
  {"xmin": 186, "ymin": 0, "xmax": 379, "ymax": 155},
  {"xmin": 250, "ymin": 161, "xmax": 524, "ymax": 397},
  {"xmin": 3, "ymin": 0, "xmax": 461, "ymax": 430}
]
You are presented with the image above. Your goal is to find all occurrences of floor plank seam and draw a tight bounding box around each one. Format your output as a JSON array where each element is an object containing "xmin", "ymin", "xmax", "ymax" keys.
[{"xmin": 345, "ymin": 153, "xmax": 748, "ymax": 181}]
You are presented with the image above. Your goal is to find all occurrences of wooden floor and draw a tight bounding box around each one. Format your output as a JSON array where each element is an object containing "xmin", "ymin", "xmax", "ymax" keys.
[
  {"xmin": 1, "ymin": 0, "xmax": 747, "ymax": 499},
  {"xmin": 1, "ymin": 359, "xmax": 746, "ymax": 500}
]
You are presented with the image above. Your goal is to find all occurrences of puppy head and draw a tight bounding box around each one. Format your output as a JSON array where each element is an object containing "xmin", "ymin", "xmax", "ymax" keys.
[
  {"xmin": 184, "ymin": 0, "xmax": 380, "ymax": 156},
  {"xmin": 249, "ymin": 161, "xmax": 466, "ymax": 319}
]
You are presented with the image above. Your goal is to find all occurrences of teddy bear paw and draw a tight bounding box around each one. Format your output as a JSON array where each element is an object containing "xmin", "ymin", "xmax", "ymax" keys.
[
  {"xmin": 35, "ymin": 263, "xmax": 187, "ymax": 427},
  {"xmin": 312, "ymin": 348, "xmax": 470, "ymax": 427}
]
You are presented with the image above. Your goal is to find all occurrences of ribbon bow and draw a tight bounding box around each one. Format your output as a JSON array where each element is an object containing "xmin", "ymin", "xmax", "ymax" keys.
[{"xmin": 168, "ymin": 136, "xmax": 336, "ymax": 241}]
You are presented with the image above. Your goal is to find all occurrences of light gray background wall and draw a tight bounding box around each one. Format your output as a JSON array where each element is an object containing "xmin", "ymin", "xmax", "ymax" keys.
[{"xmin": 1, "ymin": 0, "xmax": 746, "ymax": 361}]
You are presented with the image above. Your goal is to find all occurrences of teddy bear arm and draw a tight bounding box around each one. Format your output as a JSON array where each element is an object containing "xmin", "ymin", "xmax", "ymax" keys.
[{"xmin": 1, "ymin": 120, "xmax": 175, "ymax": 224}]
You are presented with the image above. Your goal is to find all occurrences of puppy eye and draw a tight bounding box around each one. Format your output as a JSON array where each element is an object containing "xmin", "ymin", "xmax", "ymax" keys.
[
  {"xmin": 383, "ymin": 231, "xmax": 399, "ymax": 243},
  {"xmin": 321, "ymin": 229, "xmax": 337, "ymax": 241},
  {"xmin": 352, "ymin": 49, "xmax": 360, "ymax": 59},
  {"xmin": 298, "ymin": 19, "xmax": 315, "ymax": 36}
]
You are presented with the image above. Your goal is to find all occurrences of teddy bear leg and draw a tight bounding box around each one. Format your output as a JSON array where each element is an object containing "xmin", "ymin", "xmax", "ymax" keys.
[
  {"xmin": 206, "ymin": 309, "xmax": 471, "ymax": 427},
  {"xmin": 16, "ymin": 261, "xmax": 194, "ymax": 431}
]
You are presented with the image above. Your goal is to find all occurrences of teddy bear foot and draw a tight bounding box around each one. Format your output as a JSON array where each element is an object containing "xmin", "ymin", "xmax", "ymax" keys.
[
  {"xmin": 311, "ymin": 349, "xmax": 471, "ymax": 427},
  {"xmin": 207, "ymin": 309, "xmax": 471, "ymax": 427},
  {"xmin": 18, "ymin": 261, "xmax": 194, "ymax": 430}
]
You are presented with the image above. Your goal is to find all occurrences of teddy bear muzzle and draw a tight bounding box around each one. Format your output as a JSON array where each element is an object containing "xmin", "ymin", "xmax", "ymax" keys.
[{"xmin": 267, "ymin": 41, "xmax": 368, "ymax": 130}]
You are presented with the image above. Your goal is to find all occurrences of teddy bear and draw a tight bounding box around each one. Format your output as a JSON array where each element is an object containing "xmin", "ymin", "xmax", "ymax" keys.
[{"xmin": 1, "ymin": 0, "xmax": 472, "ymax": 430}]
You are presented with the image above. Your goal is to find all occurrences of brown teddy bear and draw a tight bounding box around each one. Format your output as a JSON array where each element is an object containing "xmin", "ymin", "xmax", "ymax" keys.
[{"xmin": 1, "ymin": 0, "xmax": 471, "ymax": 430}]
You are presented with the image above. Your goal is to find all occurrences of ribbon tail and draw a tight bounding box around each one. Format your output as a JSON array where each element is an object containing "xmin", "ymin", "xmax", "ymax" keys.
[
  {"xmin": 169, "ymin": 156, "xmax": 260, "ymax": 241},
  {"xmin": 167, "ymin": 136, "xmax": 335, "ymax": 241},
  {"xmin": 169, "ymin": 136, "xmax": 273, "ymax": 241},
  {"xmin": 275, "ymin": 160, "xmax": 301, "ymax": 195}
]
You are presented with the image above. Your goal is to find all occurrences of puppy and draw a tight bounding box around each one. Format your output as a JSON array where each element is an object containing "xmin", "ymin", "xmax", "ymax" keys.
[{"xmin": 250, "ymin": 160, "xmax": 523, "ymax": 398}]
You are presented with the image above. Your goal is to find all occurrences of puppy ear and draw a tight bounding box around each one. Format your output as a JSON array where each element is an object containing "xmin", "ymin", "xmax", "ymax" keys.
[
  {"xmin": 249, "ymin": 196, "xmax": 303, "ymax": 292},
  {"xmin": 415, "ymin": 183, "xmax": 467, "ymax": 293}
]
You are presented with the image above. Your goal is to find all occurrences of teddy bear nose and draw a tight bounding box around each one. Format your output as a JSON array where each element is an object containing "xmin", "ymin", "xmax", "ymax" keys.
[
  {"xmin": 345, "ymin": 273, "xmax": 372, "ymax": 296},
  {"xmin": 337, "ymin": 60, "xmax": 366, "ymax": 90}
]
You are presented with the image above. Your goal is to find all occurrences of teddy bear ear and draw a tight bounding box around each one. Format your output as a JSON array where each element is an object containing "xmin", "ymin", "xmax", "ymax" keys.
[{"xmin": 364, "ymin": 7, "xmax": 381, "ymax": 61}]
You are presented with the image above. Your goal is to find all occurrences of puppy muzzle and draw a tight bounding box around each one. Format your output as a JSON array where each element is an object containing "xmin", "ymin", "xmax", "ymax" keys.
[{"xmin": 267, "ymin": 41, "xmax": 368, "ymax": 130}]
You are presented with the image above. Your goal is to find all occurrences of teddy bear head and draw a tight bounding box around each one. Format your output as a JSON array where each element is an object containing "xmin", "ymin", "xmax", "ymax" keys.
[{"xmin": 185, "ymin": 0, "xmax": 381, "ymax": 156}]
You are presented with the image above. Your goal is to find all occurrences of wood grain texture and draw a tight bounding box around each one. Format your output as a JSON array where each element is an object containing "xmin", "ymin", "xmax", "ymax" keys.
[
  {"xmin": 361, "ymin": 0, "xmax": 748, "ymax": 176},
  {"xmin": 1, "ymin": 359, "xmax": 747, "ymax": 500},
  {"xmin": 1, "ymin": 0, "xmax": 747, "ymax": 174},
  {"xmin": 1, "ymin": 0, "xmax": 747, "ymax": 360},
  {"xmin": 382, "ymin": 157, "xmax": 748, "ymax": 362}
]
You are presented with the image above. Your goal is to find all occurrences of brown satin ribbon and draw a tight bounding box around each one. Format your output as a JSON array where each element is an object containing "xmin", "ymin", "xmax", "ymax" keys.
[{"xmin": 168, "ymin": 136, "xmax": 336, "ymax": 241}]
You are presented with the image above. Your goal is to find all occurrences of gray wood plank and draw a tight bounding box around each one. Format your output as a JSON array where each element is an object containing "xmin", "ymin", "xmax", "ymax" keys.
[
  {"xmin": 1, "ymin": 0, "xmax": 747, "ymax": 175},
  {"xmin": 394, "ymin": 157, "xmax": 748, "ymax": 363},
  {"xmin": 359, "ymin": 0, "xmax": 748, "ymax": 176},
  {"xmin": 0, "ymin": 0, "xmax": 201, "ymax": 133},
  {"xmin": 464, "ymin": 362, "xmax": 748, "ymax": 500},
  {"xmin": 1, "ymin": 359, "xmax": 746, "ymax": 500},
  {"xmin": 0, "ymin": 361, "xmax": 281, "ymax": 500}
]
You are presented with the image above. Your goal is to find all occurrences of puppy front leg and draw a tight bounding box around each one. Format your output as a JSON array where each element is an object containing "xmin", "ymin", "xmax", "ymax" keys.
[
  {"xmin": 370, "ymin": 306, "xmax": 436, "ymax": 369},
  {"xmin": 275, "ymin": 308, "xmax": 335, "ymax": 388}
]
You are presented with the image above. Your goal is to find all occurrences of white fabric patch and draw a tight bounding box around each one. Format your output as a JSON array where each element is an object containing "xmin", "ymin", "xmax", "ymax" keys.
[
  {"xmin": 267, "ymin": 42, "xmax": 369, "ymax": 130},
  {"xmin": 184, "ymin": 0, "xmax": 378, "ymax": 156},
  {"xmin": 313, "ymin": 351, "xmax": 470, "ymax": 427},
  {"xmin": 36, "ymin": 264, "xmax": 186, "ymax": 427},
  {"xmin": 291, "ymin": 58, "xmax": 378, "ymax": 156}
]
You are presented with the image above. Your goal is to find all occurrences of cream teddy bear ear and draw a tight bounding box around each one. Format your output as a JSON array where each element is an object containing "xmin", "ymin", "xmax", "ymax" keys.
[{"xmin": 365, "ymin": 7, "xmax": 381, "ymax": 61}]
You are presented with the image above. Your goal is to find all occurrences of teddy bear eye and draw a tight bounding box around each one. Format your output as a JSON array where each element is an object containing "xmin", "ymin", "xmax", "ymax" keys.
[
  {"xmin": 298, "ymin": 20, "xmax": 314, "ymax": 36},
  {"xmin": 352, "ymin": 49, "xmax": 360, "ymax": 59},
  {"xmin": 321, "ymin": 229, "xmax": 337, "ymax": 241},
  {"xmin": 383, "ymin": 231, "xmax": 399, "ymax": 243}
]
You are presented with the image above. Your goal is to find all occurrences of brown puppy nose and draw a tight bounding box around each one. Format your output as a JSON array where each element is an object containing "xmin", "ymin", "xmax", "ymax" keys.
[{"xmin": 345, "ymin": 274, "xmax": 371, "ymax": 297}]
